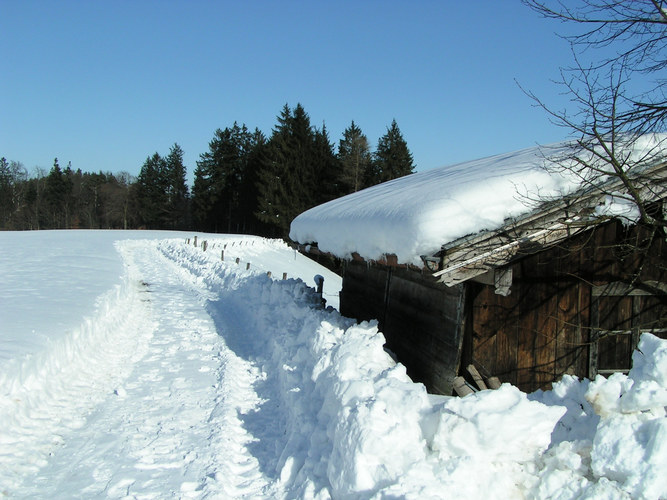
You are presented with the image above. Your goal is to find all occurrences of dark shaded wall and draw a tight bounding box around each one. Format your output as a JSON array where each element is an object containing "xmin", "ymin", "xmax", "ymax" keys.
[{"xmin": 340, "ymin": 261, "xmax": 465, "ymax": 394}]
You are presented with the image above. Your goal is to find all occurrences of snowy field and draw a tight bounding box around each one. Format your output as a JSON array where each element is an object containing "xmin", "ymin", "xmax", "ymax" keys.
[{"xmin": 1, "ymin": 230, "xmax": 666, "ymax": 499}]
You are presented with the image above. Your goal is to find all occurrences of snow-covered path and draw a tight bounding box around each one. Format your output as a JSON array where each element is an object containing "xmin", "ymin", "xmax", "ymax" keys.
[{"xmin": 10, "ymin": 239, "xmax": 272, "ymax": 498}]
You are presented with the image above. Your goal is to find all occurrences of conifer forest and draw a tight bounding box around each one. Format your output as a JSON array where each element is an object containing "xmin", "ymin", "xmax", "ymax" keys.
[{"xmin": 1, "ymin": 104, "xmax": 415, "ymax": 238}]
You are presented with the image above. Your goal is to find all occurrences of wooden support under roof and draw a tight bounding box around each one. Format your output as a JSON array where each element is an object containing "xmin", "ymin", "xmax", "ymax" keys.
[
  {"xmin": 433, "ymin": 218, "xmax": 584, "ymax": 288},
  {"xmin": 471, "ymin": 268, "xmax": 513, "ymax": 296}
]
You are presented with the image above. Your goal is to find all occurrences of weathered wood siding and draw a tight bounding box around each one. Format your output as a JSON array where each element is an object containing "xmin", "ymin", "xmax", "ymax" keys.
[
  {"xmin": 339, "ymin": 220, "xmax": 667, "ymax": 395},
  {"xmin": 340, "ymin": 261, "xmax": 465, "ymax": 395},
  {"xmin": 466, "ymin": 220, "xmax": 667, "ymax": 392}
]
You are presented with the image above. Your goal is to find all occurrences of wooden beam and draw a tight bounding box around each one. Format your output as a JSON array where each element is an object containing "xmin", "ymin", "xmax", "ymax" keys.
[
  {"xmin": 487, "ymin": 376, "xmax": 502, "ymax": 389},
  {"xmin": 453, "ymin": 376, "xmax": 475, "ymax": 397},
  {"xmin": 467, "ymin": 364, "xmax": 487, "ymax": 390},
  {"xmin": 434, "ymin": 219, "xmax": 583, "ymax": 286},
  {"xmin": 494, "ymin": 268, "xmax": 513, "ymax": 296},
  {"xmin": 471, "ymin": 268, "xmax": 513, "ymax": 295},
  {"xmin": 592, "ymin": 281, "xmax": 667, "ymax": 297}
]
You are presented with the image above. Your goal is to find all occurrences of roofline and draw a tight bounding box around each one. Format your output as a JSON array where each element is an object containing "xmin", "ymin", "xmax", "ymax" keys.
[{"xmin": 432, "ymin": 160, "xmax": 667, "ymax": 286}]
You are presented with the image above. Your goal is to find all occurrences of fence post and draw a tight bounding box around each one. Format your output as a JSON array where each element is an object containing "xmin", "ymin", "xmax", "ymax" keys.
[
  {"xmin": 194, "ymin": 235, "xmax": 198, "ymax": 247},
  {"xmin": 221, "ymin": 250, "xmax": 224, "ymax": 261},
  {"xmin": 314, "ymin": 275, "xmax": 325, "ymax": 307}
]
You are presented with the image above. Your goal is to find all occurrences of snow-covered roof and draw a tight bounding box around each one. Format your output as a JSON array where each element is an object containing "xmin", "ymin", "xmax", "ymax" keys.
[{"xmin": 290, "ymin": 135, "xmax": 667, "ymax": 267}]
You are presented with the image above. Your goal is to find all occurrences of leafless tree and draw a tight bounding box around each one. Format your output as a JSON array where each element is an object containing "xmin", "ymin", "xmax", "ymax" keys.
[{"xmin": 522, "ymin": 0, "xmax": 667, "ymax": 229}]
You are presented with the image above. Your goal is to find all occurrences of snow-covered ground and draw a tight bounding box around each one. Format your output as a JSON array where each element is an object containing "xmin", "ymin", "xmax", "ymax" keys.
[{"xmin": 1, "ymin": 230, "xmax": 666, "ymax": 499}]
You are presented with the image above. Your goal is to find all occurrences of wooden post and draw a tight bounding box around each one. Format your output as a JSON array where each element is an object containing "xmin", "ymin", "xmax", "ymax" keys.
[
  {"xmin": 467, "ymin": 364, "xmax": 487, "ymax": 390},
  {"xmin": 314, "ymin": 275, "xmax": 325, "ymax": 306},
  {"xmin": 235, "ymin": 258, "xmax": 240, "ymax": 264},
  {"xmin": 221, "ymin": 250, "xmax": 224, "ymax": 261},
  {"xmin": 267, "ymin": 271, "xmax": 272, "ymax": 278},
  {"xmin": 246, "ymin": 262, "xmax": 250, "ymax": 270},
  {"xmin": 194, "ymin": 235, "xmax": 198, "ymax": 247},
  {"xmin": 453, "ymin": 376, "xmax": 474, "ymax": 397},
  {"xmin": 202, "ymin": 240, "xmax": 208, "ymax": 252},
  {"xmin": 282, "ymin": 272, "xmax": 287, "ymax": 280}
]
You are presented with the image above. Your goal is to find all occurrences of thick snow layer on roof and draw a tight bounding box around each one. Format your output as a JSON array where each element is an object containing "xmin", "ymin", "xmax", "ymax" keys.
[{"xmin": 290, "ymin": 135, "xmax": 667, "ymax": 266}]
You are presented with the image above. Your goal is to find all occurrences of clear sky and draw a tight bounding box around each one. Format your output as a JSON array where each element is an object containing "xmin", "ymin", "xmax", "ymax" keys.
[{"xmin": 1, "ymin": 1, "xmax": 575, "ymax": 183}]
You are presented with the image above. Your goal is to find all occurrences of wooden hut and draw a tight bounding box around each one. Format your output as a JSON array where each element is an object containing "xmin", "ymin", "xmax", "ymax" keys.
[
  {"xmin": 292, "ymin": 146, "xmax": 667, "ymax": 395},
  {"xmin": 338, "ymin": 215, "xmax": 667, "ymax": 395}
]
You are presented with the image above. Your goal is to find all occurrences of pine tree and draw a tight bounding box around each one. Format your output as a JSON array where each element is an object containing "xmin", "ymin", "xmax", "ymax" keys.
[
  {"xmin": 369, "ymin": 119, "xmax": 415, "ymax": 185},
  {"xmin": 193, "ymin": 123, "xmax": 254, "ymax": 232},
  {"xmin": 26, "ymin": 168, "xmax": 47, "ymax": 230},
  {"xmin": 45, "ymin": 158, "xmax": 72, "ymax": 228},
  {"xmin": 237, "ymin": 128, "xmax": 267, "ymax": 234},
  {"xmin": 338, "ymin": 121, "xmax": 372, "ymax": 193},
  {"xmin": 62, "ymin": 162, "xmax": 75, "ymax": 228},
  {"xmin": 137, "ymin": 153, "xmax": 168, "ymax": 228},
  {"xmin": 164, "ymin": 143, "xmax": 189, "ymax": 229},
  {"xmin": 313, "ymin": 123, "xmax": 342, "ymax": 203},
  {"xmin": 256, "ymin": 103, "xmax": 322, "ymax": 237},
  {"xmin": 1, "ymin": 159, "xmax": 28, "ymax": 230},
  {"xmin": 192, "ymin": 138, "xmax": 220, "ymax": 231},
  {"xmin": 78, "ymin": 171, "xmax": 106, "ymax": 228},
  {"xmin": 254, "ymin": 105, "xmax": 293, "ymax": 237},
  {"xmin": 0, "ymin": 158, "xmax": 13, "ymax": 227}
]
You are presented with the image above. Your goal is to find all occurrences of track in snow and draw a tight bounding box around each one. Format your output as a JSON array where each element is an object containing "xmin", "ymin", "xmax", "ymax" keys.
[{"xmin": 12, "ymin": 240, "xmax": 282, "ymax": 498}]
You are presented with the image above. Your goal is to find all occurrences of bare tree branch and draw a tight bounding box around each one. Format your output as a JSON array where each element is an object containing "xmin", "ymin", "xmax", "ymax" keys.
[{"xmin": 521, "ymin": 0, "xmax": 667, "ymax": 232}]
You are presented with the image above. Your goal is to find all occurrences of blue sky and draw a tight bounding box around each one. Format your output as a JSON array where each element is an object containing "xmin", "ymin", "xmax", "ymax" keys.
[{"xmin": 1, "ymin": 1, "xmax": 575, "ymax": 183}]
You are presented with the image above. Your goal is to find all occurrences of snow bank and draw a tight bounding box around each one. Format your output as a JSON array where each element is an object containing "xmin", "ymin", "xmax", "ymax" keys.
[
  {"xmin": 433, "ymin": 385, "xmax": 565, "ymax": 463},
  {"xmin": 159, "ymin": 240, "xmax": 667, "ymax": 499},
  {"xmin": 290, "ymin": 135, "xmax": 667, "ymax": 266},
  {"xmin": 531, "ymin": 333, "xmax": 667, "ymax": 500}
]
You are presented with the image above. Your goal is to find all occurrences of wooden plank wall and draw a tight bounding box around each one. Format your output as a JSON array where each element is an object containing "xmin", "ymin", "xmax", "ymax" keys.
[
  {"xmin": 340, "ymin": 261, "xmax": 465, "ymax": 395},
  {"xmin": 339, "ymin": 219, "xmax": 667, "ymax": 395},
  {"xmin": 467, "ymin": 219, "xmax": 667, "ymax": 392},
  {"xmin": 467, "ymin": 256, "xmax": 591, "ymax": 392}
]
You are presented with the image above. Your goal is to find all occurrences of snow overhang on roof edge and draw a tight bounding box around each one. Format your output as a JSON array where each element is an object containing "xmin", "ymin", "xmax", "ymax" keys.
[{"xmin": 433, "ymin": 160, "xmax": 667, "ymax": 286}]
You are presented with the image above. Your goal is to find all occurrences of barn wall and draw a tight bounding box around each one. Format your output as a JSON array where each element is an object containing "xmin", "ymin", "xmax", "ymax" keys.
[
  {"xmin": 340, "ymin": 261, "xmax": 465, "ymax": 395},
  {"xmin": 466, "ymin": 220, "xmax": 667, "ymax": 392},
  {"xmin": 338, "ymin": 220, "xmax": 667, "ymax": 395}
]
